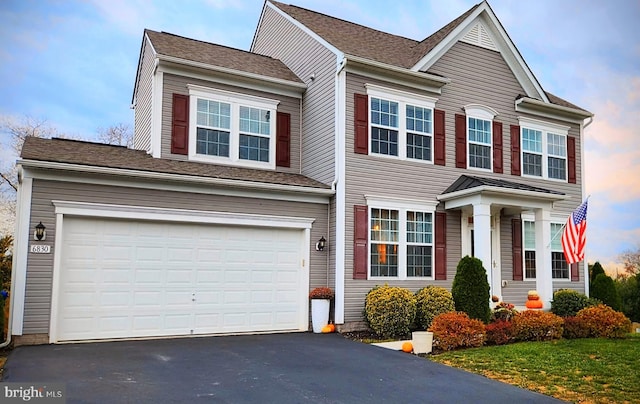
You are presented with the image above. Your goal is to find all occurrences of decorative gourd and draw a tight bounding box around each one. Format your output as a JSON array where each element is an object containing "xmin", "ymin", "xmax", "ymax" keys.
[
  {"xmin": 321, "ymin": 325, "xmax": 332, "ymax": 333},
  {"xmin": 401, "ymin": 342, "xmax": 413, "ymax": 353},
  {"xmin": 327, "ymin": 323, "xmax": 336, "ymax": 332},
  {"xmin": 527, "ymin": 290, "xmax": 540, "ymax": 300},
  {"xmin": 525, "ymin": 290, "xmax": 543, "ymax": 309}
]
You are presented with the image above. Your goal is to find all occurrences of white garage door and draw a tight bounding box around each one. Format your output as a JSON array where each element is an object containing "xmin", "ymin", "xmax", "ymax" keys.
[{"xmin": 55, "ymin": 217, "xmax": 307, "ymax": 341}]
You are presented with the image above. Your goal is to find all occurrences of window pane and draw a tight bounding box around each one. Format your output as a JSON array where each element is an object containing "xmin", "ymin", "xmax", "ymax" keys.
[
  {"xmin": 468, "ymin": 117, "xmax": 491, "ymax": 144},
  {"xmin": 239, "ymin": 106, "xmax": 270, "ymax": 136},
  {"xmin": 239, "ymin": 134, "xmax": 269, "ymax": 162},
  {"xmin": 407, "ymin": 245, "xmax": 432, "ymax": 277},
  {"xmin": 406, "ymin": 105, "xmax": 432, "ymax": 134},
  {"xmin": 469, "ymin": 144, "xmax": 491, "ymax": 169},
  {"xmin": 196, "ymin": 128, "xmax": 230, "ymax": 157},
  {"xmin": 406, "ymin": 133, "xmax": 432, "ymax": 161},
  {"xmin": 525, "ymin": 250, "xmax": 536, "ymax": 278},
  {"xmin": 197, "ymin": 99, "xmax": 230, "ymax": 130},
  {"xmin": 522, "ymin": 128, "xmax": 542, "ymax": 153},
  {"xmin": 523, "ymin": 153, "xmax": 542, "ymax": 176},
  {"xmin": 371, "ymin": 98, "xmax": 398, "ymax": 128},
  {"xmin": 406, "ymin": 211, "xmax": 432, "ymax": 244},
  {"xmin": 548, "ymin": 156, "xmax": 566, "ymax": 180},
  {"xmin": 371, "ymin": 244, "xmax": 398, "ymax": 277},
  {"xmin": 547, "ymin": 133, "xmax": 566, "ymax": 157},
  {"xmin": 371, "ymin": 127, "xmax": 398, "ymax": 156},
  {"xmin": 552, "ymin": 251, "xmax": 568, "ymax": 279},
  {"xmin": 550, "ymin": 223, "xmax": 564, "ymax": 250},
  {"xmin": 524, "ymin": 221, "xmax": 536, "ymax": 249},
  {"xmin": 371, "ymin": 208, "xmax": 399, "ymax": 242}
]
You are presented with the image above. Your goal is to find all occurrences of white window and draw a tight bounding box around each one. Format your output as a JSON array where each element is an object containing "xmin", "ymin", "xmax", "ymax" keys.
[
  {"xmin": 366, "ymin": 196, "xmax": 436, "ymax": 279},
  {"xmin": 551, "ymin": 222, "xmax": 569, "ymax": 279},
  {"xmin": 523, "ymin": 220, "xmax": 536, "ymax": 279},
  {"xmin": 465, "ymin": 105, "xmax": 497, "ymax": 171},
  {"xmin": 366, "ymin": 84, "xmax": 437, "ymax": 163},
  {"xmin": 188, "ymin": 85, "xmax": 279, "ymax": 169},
  {"xmin": 519, "ymin": 117, "xmax": 570, "ymax": 181}
]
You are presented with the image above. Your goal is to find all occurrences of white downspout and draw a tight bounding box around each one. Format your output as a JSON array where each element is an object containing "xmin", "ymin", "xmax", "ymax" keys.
[
  {"xmin": 582, "ymin": 115, "xmax": 594, "ymax": 296},
  {"xmin": 333, "ymin": 56, "xmax": 347, "ymax": 324}
]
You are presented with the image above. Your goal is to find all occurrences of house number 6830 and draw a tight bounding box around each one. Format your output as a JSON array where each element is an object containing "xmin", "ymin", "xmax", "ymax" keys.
[{"xmin": 30, "ymin": 245, "xmax": 51, "ymax": 254}]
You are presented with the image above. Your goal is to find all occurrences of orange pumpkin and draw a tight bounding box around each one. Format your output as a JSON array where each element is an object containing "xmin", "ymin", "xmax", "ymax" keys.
[
  {"xmin": 321, "ymin": 325, "xmax": 332, "ymax": 333},
  {"xmin": 327, "ymin": 323, "xmax": 336, "ymax": 333},
  {"xmin": 401, "ymin": 342, "xmax": 413, "ymax": 353},
  {"xmin": 525, "ymin": 299, "xmax": 543, "ymax": 309}
]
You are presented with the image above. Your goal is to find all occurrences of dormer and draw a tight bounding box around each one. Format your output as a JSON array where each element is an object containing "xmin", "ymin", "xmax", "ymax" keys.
[{"xmin": 131, "ymin": 30, "xmax": 306, "ymax": 172}]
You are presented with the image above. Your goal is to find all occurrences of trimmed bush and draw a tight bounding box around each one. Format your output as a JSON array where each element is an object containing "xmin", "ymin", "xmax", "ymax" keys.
[
  {"xmin": 364, "ymin": 285, "xmax": 416, "ymax": 338},
  {"xmin": 589, "ymin": 261, "xmax": 606, "ymax": 291},
  {"xmin": 485, "ymin": 320, "xmax": 514, "ymax": 345},
  {"xmin": 512, "ymin": 310, "xmax": 564, "ymax": 341},
  {"xmin": 451, "ymin": 256, "xmax": 491, "ymax": 323},
  {"xmin": 591, "ymin": 273, "xmax": 622, "ymax": 311},
  {"xmin": 414, "ymin": 286, "xmax": 455, "ymax": 330},
  {"xmin": 562, "ymin": 316, "xmax": 590, "ymax": 339},
  {"xmin": 576, "ymin": 304, "xmax": 631, "ymax": 338},
  {"xmin": 551, "ymin": 289, "xmax": 593, "ymax": 317},
  {"xmin": 491, "ymin": 302, "xmax": 518, "ymax": 322},
  {"xmin": 429, "ymin": 311, "xmax": 486, "ymax": 351}
]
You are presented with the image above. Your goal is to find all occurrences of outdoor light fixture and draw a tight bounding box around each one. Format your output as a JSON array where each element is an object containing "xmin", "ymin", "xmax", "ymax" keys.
[
  {"xmin": 34, "ymin": 221, "xmax": 46, "ymax": 241},
  {"xmin": 315, "ymin": 236, "xmax": 326, "ymax": 251}
]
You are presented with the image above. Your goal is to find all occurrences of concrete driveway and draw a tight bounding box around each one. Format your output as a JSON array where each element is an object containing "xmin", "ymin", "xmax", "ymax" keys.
[{"xmin": 3, "ymin": 333, "xmax": 562, "ymax": 403}]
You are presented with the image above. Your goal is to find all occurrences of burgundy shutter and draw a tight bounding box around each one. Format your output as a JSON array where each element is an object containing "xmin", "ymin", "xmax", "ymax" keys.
[
  {"xmin": 493, "ymin": 121, "xmax": 503, "ymax": 174},
  {"xmin": 435, "ymin": 212, "xmax": 447, "ymax": 280},
  {"xmin": 567, "ymin": 136, "xmax": 577, "ymax": 184},
  {"xmin": 510, "ymin": 125, "xmax": 521, "ymax": 176},
  {"xmin": 512, "ymin": 218, "xmax": 523, "ymax": 281},
  {"xmin": 171, "ymin": 93, "xmax": 189, "ymax": 155},
  {"xmin": 434, "ymin": 109, "xmax": 445, "ymax": 166},
  {"xmin": 354, "ymin": 94, "xmax": 368, "ymax": 154},
  {"xmin": 353, "ymin": 205, "xmax": 368, "ymax": 280},
  {"xmin": 455, "ymin": 114, "xmax": 466, "ymax": 168},
  {"xmin": 276, "ymin": 112, "xmax": 291, "ymax": 168},
  {"xmin": 571, "ymin": 263, "xmax": 579, "ymax": 281}
]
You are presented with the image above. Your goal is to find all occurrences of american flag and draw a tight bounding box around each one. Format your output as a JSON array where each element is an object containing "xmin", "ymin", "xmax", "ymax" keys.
[{"xmin": 561, "ymin": 200, "xmax": 588, "ymax": 264}]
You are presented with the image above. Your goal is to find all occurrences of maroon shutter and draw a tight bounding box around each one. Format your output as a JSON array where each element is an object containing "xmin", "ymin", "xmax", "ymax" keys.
[
  {"xmin": 570, "ymin": 263, "xmax": 579, "ymax": 281},
  {"xmin": 434, "ymin": 109, "xmax": 445, "ymax": 166},
  {"xmin": 510, "ymin": 125, "xmax": 521, "ymax": 176},
  {"xmin": 455, "ymin": 114, "xmax": 466, "ymax": 168},
  {"xmin": 435, "ymin": 212, "xmax": 447, "ymax": 280},
  {"xmin": 493, "ymin": 121, "xmax": 503, "ymax": 174},
  {"xmin": 172, "ymin": 93, "xmax": 189, "ymax": 155},
  {"xmin": 276, "ymin": 112, "xmax": 291, "ymax": 167},
  {"xmin": 354, "ymin": 94, "xmax": 368, "ymax": 154},
  {"xmin": 512, "ymin": 218, "xmax": 523, "ymax": 281},
  {"xmin": 567, "ymin": 136, "xmax": 577, "ymax": 184},
  {"xmin": 353, "ymin": 205, "xmax": 368, "ymax": 279}
]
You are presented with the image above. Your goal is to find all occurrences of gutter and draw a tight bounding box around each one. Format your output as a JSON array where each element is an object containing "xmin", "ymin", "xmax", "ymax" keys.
[{"xmin": 18, "ymin": 159, "xmax": 335, "ymax": 197}]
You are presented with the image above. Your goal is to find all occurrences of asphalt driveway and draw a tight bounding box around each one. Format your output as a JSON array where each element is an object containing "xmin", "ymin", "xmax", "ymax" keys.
[{"xmin": 3, "ymin": 333, "xmax": 562, "ymax": 403}]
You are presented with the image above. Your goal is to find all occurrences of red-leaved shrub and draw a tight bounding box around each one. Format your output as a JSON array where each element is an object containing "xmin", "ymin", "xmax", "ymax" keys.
[
  {"xmin": 576, "ymin": 304, "xmax": 631, "ymax": 338},
  {"xmin": 562, "ymin": 316, "xmax": 590, "ymax": 339},
  {"xmin": 485, "ymin": 320, "xmax": 514, "ymax": 345},
  {"xmin": 429, "ymin": 311, "xmax": 486, "ymax": 351},
  {"xmin": 512, "ymin": 310, "xmax": 563, "ymax": 341}
]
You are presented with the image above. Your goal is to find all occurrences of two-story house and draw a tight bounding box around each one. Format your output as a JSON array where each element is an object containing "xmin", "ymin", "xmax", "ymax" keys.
[{"xmin": 10, "ymin": 0, "xmax": 592, "ymax": 344}]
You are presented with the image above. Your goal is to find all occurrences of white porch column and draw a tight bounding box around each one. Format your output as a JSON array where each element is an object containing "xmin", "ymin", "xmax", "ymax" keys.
[
  {"xmin": 473, "ymin": 203, "xmax": 492, "ymax": 295},
  {"xmin": 534, "ymin": 208, "xmax": 553, "ymax": 308}
]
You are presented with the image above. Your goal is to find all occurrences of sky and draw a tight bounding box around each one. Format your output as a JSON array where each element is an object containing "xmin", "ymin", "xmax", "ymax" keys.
[{"xmin": 0, "ymin": 0, "xmax": 638, "ymax": 273}]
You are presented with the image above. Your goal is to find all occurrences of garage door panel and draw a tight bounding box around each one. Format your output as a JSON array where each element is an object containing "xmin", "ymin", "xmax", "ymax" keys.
[{"xmin": 57, "ymin": 217, "xmax": 306, "ymax": 341}]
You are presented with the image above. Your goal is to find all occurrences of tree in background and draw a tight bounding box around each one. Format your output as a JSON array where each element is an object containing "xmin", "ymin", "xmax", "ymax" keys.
[
  {"xmin": 619, "ymin": 245, "xmax": 640, "ymax": 276},
  {"xmin": 97, "ymin": 123, "xmax": 133, "ymax": 148},
  {"xmin": 591, "ymin": 272, "xmax": 622, "ymax": 311},
  {"xmin": 452, "ymin": 256, "xmax": 491, "ymax": 323},
  {"xmin": 615, "ymin": 274, "xmax": 640, "ymax": 322},
  {"xmin": 589, "ymin": 261, "xmax": 606, "ymax": 292}
]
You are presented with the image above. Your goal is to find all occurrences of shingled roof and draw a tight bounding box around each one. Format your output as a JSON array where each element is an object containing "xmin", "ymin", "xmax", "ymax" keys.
[
  {"xmin": 145, "ymin": 29, "xmax": 303, "ymax": 84},
  {"xmin": 269, "ymin": 1, "xmax": 585, "ymax": 113},
  {"xmin": 20, "ymin": 137, "xmax": 330, "ymax": 191}
]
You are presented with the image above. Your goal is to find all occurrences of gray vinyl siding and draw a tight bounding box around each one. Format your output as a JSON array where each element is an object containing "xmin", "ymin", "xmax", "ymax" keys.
[
  {"xmin": 22, "ymin": 178, "xmax": 328, "ymax": 335},
  {"xmin": 133, "ymin": 37, "xmax": 154, "ymax": 152},
  {"xmin": 160, "ymin": 74, "xmax": 303, "ymax": 175},
  {"xmin": 252, "ymin": 5, "xmax": 337, "ymax": 184},
  {"xmin": 341, "ymin": 41, "xmax": 585, "ymax": 322},
  {"xmin": 500, "ymin": 214, "xmax": 535, "ymax": 306}
]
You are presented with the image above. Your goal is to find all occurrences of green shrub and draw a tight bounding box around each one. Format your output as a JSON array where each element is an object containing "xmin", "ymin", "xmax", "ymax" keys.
[
  {"xmin": 562, "ymin": 316, "xmax": 590, "ymax": 339},
  {"xmin": 551, "ymin": 289, "xmax": 594, "ymax": 317},
  {"xmin": 576, "ymin": 304, "xmax": 631, "ymax": 338},
  {"xmin": 364, "ymin": 285, "xmax": 416, "ymax": 338},
  {"xmin": 491, "ymin": 302, "xmax": 518, "ymax": 322},
  {"xmin": 451, "ymin": 256, "xmax": 491, "ymax": 323},
  {"xmin": 414, "ymin": 286, "xmax": 455, "ymax": 330},
  {"xmin": 485, "ymin": 320, "xmax": 514, "ymax": 345},
  {"xmin": 591, "ymin": 273, "xmax": 622, "ymax": 311},
  {"xmin": 589, "ymin": 261, "xmax": 605, "ymax": 291},
  {"xmin": 512, "ymin": 310, "xmax": 564, "ymax": 341},
  {"xmin": 615, "ymin": 274, "xmax": 640, "ymax": 322},
  {"xmin": 429, "ymin": 311, "xmax": 485, "ymax": 351}
]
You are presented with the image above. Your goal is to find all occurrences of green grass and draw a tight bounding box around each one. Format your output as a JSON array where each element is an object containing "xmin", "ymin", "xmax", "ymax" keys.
[{"xmin": 429, "ymin": 334, "xmax": 640, "ymax": 403}]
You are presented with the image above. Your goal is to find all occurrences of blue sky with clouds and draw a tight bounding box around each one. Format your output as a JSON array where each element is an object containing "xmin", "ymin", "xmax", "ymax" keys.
[{"xmin": 1, "ymin": 0, "xmax": 638, "ymax": 272}]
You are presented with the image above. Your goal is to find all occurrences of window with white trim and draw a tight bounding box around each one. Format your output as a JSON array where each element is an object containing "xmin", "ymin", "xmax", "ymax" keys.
[
  {"xmin": 551, "ymin": 222, "xmax": 569, "ymax": 279},
  {"xmin": 367, "ymin": 198, "xmax": 435, "ymax": 279},
  {"xmin": 366, "ymin": 84, "xmax": 436, "ymax": 162},
  {"xmin": 465, "ymin": 105, "xmax": 497, "ymax": 170},
  {"xmin": 523, "ymin": 221, "xmax": 536, "ymax": 279},
  {"xmin": 188, "ymin": 85, "xmax": 278, "ymax": 169},
  {"xmin": 519, "ymin": 118, "xmax": 569, "ymax": 181}
]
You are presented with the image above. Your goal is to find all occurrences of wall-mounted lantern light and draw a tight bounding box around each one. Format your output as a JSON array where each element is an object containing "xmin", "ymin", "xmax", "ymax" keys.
[
  {"xmin": 315, "ymin": 236, "xmax": 326, "ymax": 251},
  {"xmin": 34, "ymin": 221, "xmax": 46, "ymax": 241}
]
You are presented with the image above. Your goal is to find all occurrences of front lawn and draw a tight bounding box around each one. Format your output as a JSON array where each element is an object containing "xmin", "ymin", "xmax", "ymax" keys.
[{"xmin": 429, "ymin": 334, "xmax": 640, "ymax": 403}]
